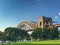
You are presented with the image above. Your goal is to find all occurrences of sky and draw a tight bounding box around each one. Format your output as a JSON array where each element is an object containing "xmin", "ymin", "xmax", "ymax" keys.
[{"xmin": 0, "ymin": 0, "xmax": 60, "ymax": 32}]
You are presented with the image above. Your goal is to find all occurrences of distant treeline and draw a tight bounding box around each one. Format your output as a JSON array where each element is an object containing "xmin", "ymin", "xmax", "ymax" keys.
[{"xmin": 0, "ymin": 27, "xmax": 59, "ymax": 42}]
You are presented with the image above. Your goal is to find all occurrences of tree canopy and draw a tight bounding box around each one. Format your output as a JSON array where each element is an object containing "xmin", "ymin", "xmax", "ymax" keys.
[{"xmin": 4, "ymin": 27, "xmax": 29, "ymax": 41}]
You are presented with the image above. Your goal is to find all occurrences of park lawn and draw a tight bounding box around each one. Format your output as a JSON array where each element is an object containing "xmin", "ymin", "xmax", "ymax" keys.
[{"xmin": 4, "ymin": 40, "xmax": 60, "ymax": 45}]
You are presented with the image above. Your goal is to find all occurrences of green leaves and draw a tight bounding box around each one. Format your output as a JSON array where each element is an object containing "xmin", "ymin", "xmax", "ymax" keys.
[
  {"xmin": 31, "ymin": 28, "xmax": 58, "ymax": 40},
  {"xmin": 4, "ymin": 27, "xmax": 29, "ymax": 41},
  {"xmin": 31, "ymin": 28, "xmax": 42, "ymax": 40}
]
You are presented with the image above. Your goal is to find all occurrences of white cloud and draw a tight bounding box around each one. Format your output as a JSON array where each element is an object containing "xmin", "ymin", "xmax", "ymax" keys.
[
  {"xmin": 58, "ymin": 12, "xmax": 60, "ymax": 15},
  {"xmin": 55, "ymin": 16, "xmax": 58, "ymax": 19}
]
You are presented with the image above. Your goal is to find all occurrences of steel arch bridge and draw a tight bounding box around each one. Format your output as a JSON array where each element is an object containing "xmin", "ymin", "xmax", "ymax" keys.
[{"xmin": 17, "ymin": 21, "xmax": 37, "ymax": 31}]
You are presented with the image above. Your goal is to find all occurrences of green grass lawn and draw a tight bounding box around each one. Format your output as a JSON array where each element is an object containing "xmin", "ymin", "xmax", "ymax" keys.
[{"xmin": 4, "ymin": 40, "xmax": 60, "ymax": 45}]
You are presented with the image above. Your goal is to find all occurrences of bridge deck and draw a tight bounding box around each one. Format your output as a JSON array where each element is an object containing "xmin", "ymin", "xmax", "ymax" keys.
[{"xmin": 54, "ymin": 24, "xmax": 60, "ymax": 27}]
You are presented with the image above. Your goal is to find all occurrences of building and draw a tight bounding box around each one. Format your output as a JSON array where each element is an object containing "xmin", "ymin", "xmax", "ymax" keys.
[{"xmin": 38, "ymin": 16, "xmax": 53, "ymax": 28}]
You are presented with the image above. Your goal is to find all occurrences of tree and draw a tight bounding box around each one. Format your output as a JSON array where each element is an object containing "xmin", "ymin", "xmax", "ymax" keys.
[
  {"xmin": 4, "ymin": 27, "xmax": 18, "ymax": 41},
  {"xmin": 50, "ymin": 28, "xmax": 58, "ymax": 39},
  {"xmin": 0, "ymin": 31, "xmax": 4, "ymax": 41},
  {"xmin": 4, "ymin": 27, "xmax": 29, "ymax": 41},
  {"xmin": 58, "ymin": 30, "xmax": 60, "ymax": 39},
  {"xmin": 31, "ymin": 28, "xmax": 42, "ymax": 41},
  {"xmin": 31, "ymin": 27, "xmax": 58, "ymax": 40},
  {"xmin": 43, "ymin": 28, "xmax": 52, "ymax": 39},
  {"xmin": 43, "ymin": 27, "xmax": 58, "ymax": 40},
  {"xmin": 17, "ymin": 29, "xmax": 29, "ymax": 41}
]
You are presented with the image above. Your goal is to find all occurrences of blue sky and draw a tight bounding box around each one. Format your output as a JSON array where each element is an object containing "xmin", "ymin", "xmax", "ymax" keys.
[{"xmin": 0, "ymin": 0, "xmax": 60, "ymax": 31}]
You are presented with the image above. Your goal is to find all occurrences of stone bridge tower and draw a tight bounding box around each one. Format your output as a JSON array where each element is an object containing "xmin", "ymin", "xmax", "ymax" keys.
[{"xmin": 38, "ymin": 16, "xmax": 52, "ymax": 28}]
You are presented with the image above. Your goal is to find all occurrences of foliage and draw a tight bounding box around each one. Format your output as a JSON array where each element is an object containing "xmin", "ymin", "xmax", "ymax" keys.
[
  {"xmin": 31, "ymin": 28, "xmax": 42, "ymax": 40},
  {"xmin": 4, "ymin": 27, "xmax": 29, "ymax": 41},
  {"xmin": 0, "ymin": 31, "xmax": 4, "ymax": 41},
  {"xmin": 0, "ymin": 27, "xmax": 58, "ymax": 41},
  {"xmin": 31, "ymin": 27, "xmax": 58, "ymax": 40}
]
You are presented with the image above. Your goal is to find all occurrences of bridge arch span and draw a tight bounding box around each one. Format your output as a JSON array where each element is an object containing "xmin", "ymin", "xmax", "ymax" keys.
[{"xmin": 17, "ymin": 21, "xmax": 37, "ymax": 31}]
